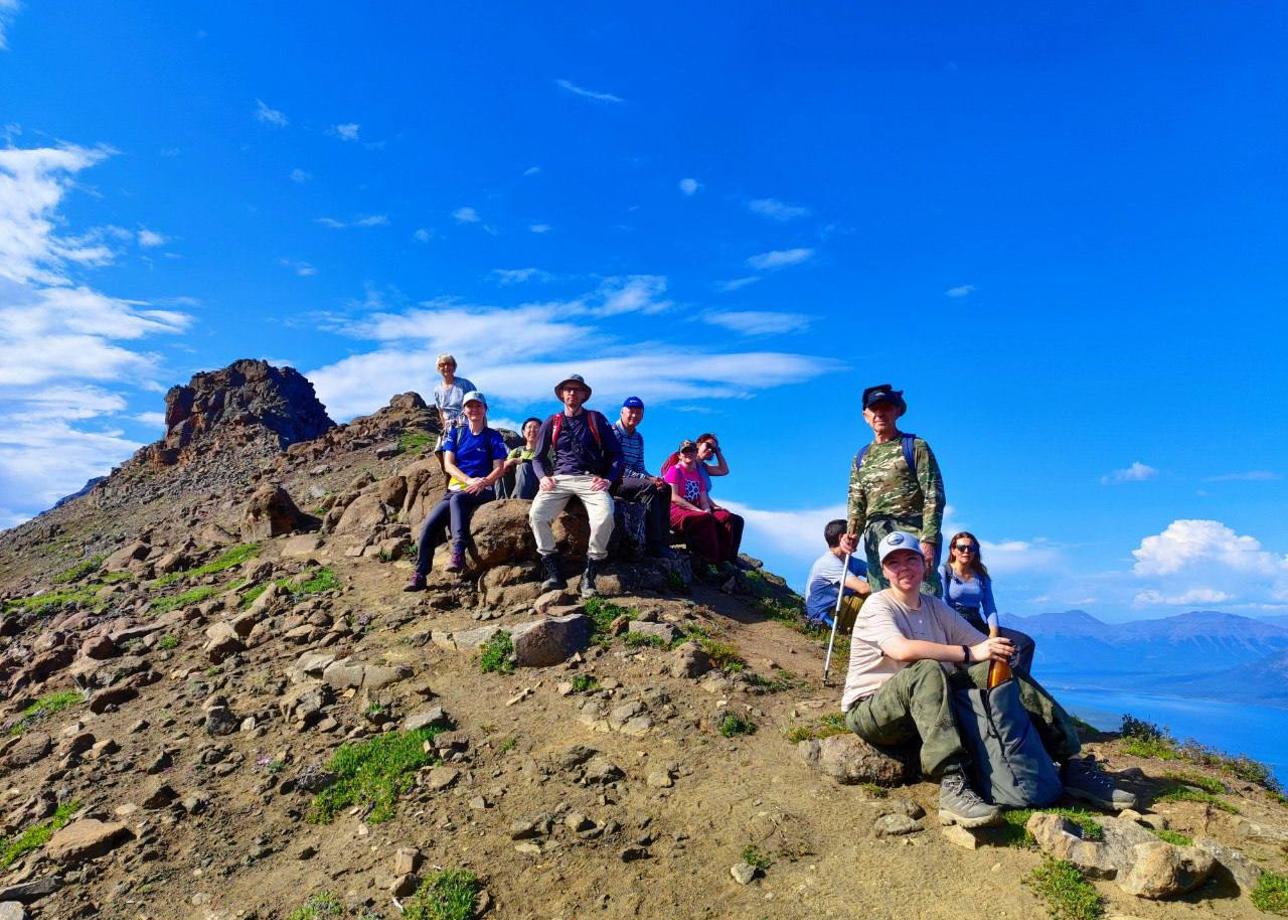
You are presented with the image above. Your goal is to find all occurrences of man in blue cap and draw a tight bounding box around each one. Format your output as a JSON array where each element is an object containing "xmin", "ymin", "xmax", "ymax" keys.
[{"xmin": 611, "ymin": 396, "xmax": 673, "ymax": 559}]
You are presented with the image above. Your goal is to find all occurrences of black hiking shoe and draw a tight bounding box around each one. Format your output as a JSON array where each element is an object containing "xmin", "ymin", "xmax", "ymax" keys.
[
  {"xmin": 938, "ymin": 769, "xmax": 1002, "ymax": 828},
  {"xmin": 1061, "ymin": 757, "xmax": 1138, "ymax": 811},
  {"xmin": 540, "ymin": 553, "xmax": 567, "ymax": 591},
  {"xmin": 580, "ymin": 558, "xmax": 605, "ymax": 599}
]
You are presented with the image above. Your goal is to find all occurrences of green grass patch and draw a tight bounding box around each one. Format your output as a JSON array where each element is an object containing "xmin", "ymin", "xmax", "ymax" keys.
[
  {"xmin": 1161, "ymin": 771, "xmax": 1225, "ymax": 795},
  {"xmin": 860, "ymin": 782, "xmax": 889, "ymax": 798},
  {"xmin": 399, "ymin": 429, "xmax": 434, "ymax": 455},
  {"xmin": 1025, "ymin": 858, "xmax": 1103, "ymax": 920},
  {"xmin": 403, "ymin": 868, "xmax": 481, "ymax": 920},
  {"xmin": 150, "ymin": 584, "xmax": 218, "ymax": 614},
  {"xmin": 52, "ymin": 554, "xmax": 105, "ymax": 584},
  {"xmin": 581, "ymin": 597, "xmax": 636, "ymax": 644},
  {"xmin": 239, "ymin": 583, "xmax": 269, "ymax": 609},
  {"xmin": 698, "ymin": 637, "xmax": 745, "ymax": 672},
  {"xmin": 0, "ymin": 800, "xmax": 79, "ymax": 868},
  {"xmin": 2, "ymin": 586, "xmax": 100, "ymax": 618},
  {"xmin": 998, "ymin": 808, "xmax": 1105, "ymax": 849},
  {"xmin": 1252, "ymin": 871, "xmax": 1288, "ymax": 916},
  {"xmin": 784, "ymin": 712, "xmax": 849, "ymax": 744},
  {"xmin": 1153, "ymin": 784, "xmax": 1239, "ymax": 814},
  {"xmin": 156, "ymin": 634, "xmax": 179, "ymax": 651},
  {"xmin": 292, "ymin": 566, "xmax": 340, "ymax": 596},
  {"xmin": 286, "ymin": 892, "xmax": 345, "ymax": 920},
  {"xmin": 1150, "ymin": 828, "xmax": 1193, "ymax": 846},
  {"xmin": 570, "ymin": 674, "xmax": 599, "ymax": 693},
  {"xmin": 9, "ymin": 690, "xmax": 82, "ymax": 736},
  {"xmin": 307, "ymin": 727, "xmax": 443, "ymax": 825},
  {"xmin": 719, "ymin": 713, "xmax": 756, "ymax": 738},
  {"xmin": 623, "ymin": 631, "xmax": 667, "ymax": 649},
  {"xmin": 479, "ymin": 631, "xmax": 515, "ymax": 675},
  {"xmin": 741, "ymin": 845, "xmax": 771, "ymax": 871},
  {"xmin": 744, "ymin": 669, "xmax": 799, "ymax": 693},
  {"xmin": 152, "ymin": 542, "xmax": 261, "ymax": 588}
]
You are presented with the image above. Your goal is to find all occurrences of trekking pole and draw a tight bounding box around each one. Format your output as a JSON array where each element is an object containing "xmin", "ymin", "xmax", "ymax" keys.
[{"xmin": 821, "ymin": 552, "xmax": 850, "ymax": 686}]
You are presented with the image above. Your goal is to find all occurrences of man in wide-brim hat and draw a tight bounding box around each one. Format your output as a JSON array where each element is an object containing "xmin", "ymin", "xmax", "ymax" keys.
[{"xmin": 528, "ymin": 374, "xmax": 624, "ymax": 598}]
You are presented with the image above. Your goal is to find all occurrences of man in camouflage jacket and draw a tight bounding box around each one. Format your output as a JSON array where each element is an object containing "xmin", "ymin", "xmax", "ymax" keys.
[{"xmin": 841, "ymin": 384, "xmax": 946, "ymax": 594}]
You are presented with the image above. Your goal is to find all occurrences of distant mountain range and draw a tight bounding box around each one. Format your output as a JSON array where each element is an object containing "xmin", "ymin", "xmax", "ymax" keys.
[{"xmin": 1008, "ymin": 609, "xmax": 1288, "ymax": 706}]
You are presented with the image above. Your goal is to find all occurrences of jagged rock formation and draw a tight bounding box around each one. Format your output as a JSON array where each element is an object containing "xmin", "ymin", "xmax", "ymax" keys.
[{"xmin": 144, "ymin": 359, "xmax": 334, "ymax": 467}]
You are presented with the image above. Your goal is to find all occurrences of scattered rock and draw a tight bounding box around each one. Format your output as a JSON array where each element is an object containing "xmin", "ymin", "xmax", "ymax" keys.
[
  {"xmin": 140, "ymin": 783, "xmax": 179, "ymax": 810},
  {"xmin": 730, "ymin": 862, "xmax": 758, "ymax": 885},
  {"xmin": 669, "ymin": 642, "xmax": 712, "ymax": 679},
  {"xmin": 0, "ymin": 903, "xmax": 28, "ymax": 920},
  {"xmin": 44, "ymin": 819, "xmax": 134, "ymax": 864},
  {"xmin": 1192, "ymin": 836, "xmax": 1263, "ymax": 893},
  {"xmin": 0, "ymin": 876, "xmax": 62, "ymax": 904},
  {"xmin": 646, "ymin": 770, "xmax": 674, "ymax": 789},
  {"xmin": 403, "ymin": 706, "xmax": 448, "ymax": 732},
  {"xmin": 203, "ymin": 623, "xmax": 245, "ymax": 663},
  {"xmin": 1026, "ymin": 814, "xmax": 1117, "ymax": 879},
  {"xmin": 509, "ymin": 815, "xmax": 552, "ymax": 840},
  {"xmin": 618, "ymin": 846, "xmax": 650, "ymax": 862},
  {"xmin": 393, "ymin": 847, "xmax": 422, "ymax": 876},
  {"xmin": 941, "ymin": 825, "xmax": 980, "ymax": 850},
  {"xmin": 425, "ymin": 767, "xmax": 460, "ymax": 791},
  {"xmin": 1118, "ymin": 842, "xmax": 1215, "ymax": 900},
  {"xmin": 796, "ymin": 734, "xmax": 912, "ymax": 786},
  {"xmin": 2, "ymin": 732, "xmax": 52, "ymax": 770},
  {"xmin": 242, "ymin": 483, "xmax": 316, "ymax": 541},
  {"xmin": 874, "ymin": 814, "xmax": 922, "ymax": 837},
  {"xmin": 512, "ymin": 614, "xmax": 592, "ymax": 668},
  {"xmin": 205, "ymin": 706, "xmax": 239, "ymax": 736},
  {"xmin": 628, "ymin": 621, "xmax": 679, "ymax": 644}
]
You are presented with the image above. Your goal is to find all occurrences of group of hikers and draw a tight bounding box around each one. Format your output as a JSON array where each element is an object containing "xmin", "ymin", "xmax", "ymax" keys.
[
  {"xmin": 402, "ymin": 363, "xmax": 1136, "ymax": 828},
  {"xmin": 403, "ymin": 355, "xmax": 746, "ymax": 598},
  {"xmin": 802, "ymin": 383, "xmax": 1136, "ymax": 827}
]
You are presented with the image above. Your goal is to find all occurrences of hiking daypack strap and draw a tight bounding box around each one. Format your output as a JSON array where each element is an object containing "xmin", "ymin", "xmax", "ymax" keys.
[
  {"xmin": 550, "ymin": 412, "xmax": 602, "ymax": 448},
  {"xmin": 855, "ymin": 434, "xmax": 917, "ymax": 475}
]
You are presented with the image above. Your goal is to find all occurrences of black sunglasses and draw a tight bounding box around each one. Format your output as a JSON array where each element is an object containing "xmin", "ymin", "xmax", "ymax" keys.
[{"xmin": 953, "ymin": 543, "xmax": 977, "ymax": 552}]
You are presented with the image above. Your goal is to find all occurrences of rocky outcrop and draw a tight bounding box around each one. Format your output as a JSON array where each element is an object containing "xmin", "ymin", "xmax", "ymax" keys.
[
  {"xmin": 241, "ymin": 484, "xmax": 317, "ymax": 540},
  {"xmin": 797, "ymin": 734, "xmax": 915, "ymax": 786}
]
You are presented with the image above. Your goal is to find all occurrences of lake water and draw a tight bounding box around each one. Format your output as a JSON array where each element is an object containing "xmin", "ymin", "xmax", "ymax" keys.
[{"xmin": 1042, "ymin": 676, "xmax": 1288, "ymax": 783}]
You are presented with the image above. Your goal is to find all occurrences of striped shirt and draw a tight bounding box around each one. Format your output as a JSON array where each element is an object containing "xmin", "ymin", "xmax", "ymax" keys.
[{"xmin": 612, "ymin": 422, "xmax": 650, "ymax": 478}]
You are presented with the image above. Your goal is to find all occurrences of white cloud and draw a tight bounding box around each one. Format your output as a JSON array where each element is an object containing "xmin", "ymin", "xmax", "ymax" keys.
[
  {"xmin": 254, "ymin": 99, "xmax": 288, "ymax": 127},
  {"xmin": 413, "ymin": 228, "xmax": 433, "ymax": 243},
  {"xmin": 315, "ymin": 215, "xmax": 388, "ymax": 230},
  {"xmin": 555, "ymin": 78, "xmax": 624, "ymax": 104},
  {"xmin": 0, "ymin": 144, "xmax": 193, "ymax": 525},
  {"xmin": 332, "ymin": 122, "xmax": 361, "ymax": 142},
  {"xmin": 701, "ymin": 311, "xmax": 810, "ymax": 336},
  {"xmin": 678, "ymin": 178, "xmax": 701, "ymax": 196},
  {"xmin": 523, "ymin": 166, "xmax": 541, "ymax": 177},
  {"xmin": 1133, "ymin": 587, "xmax": 1235, "ymax": 607},
  {"xmin": 277, "ymin": 258, "xmax": 317, "ymax": 277},
  {"xmin": 289, "ymin": 168, "xmax": 312, "ymax": 183},
  {"xmin": 307, "ymin": 276, "xmax": 836, "ymax": 421},
  {"xmin": 491, "ymin": 268, "xmax": 552, "ymax": 285},
  {"xmin": 453, "ymin": 206, "xmax": 480, "ymax": 224},
  {"xmin": 1100, "ymin": 461, "xmax": 1157, "ymax": 485},
  {"xmin": 1132, "ymin": 519, "xmax": 1287, "ymax": 578},
  {"xmin": 716, "ymin": 276, "xmax": 761, "ymax": 293},
  {"xmin": 746, "ymin": 248, "xmax": 814, "ymax": 271},
  {"xmin": 0, "ymin": 0, "xmax": 19, "ymax": 51},
  {"xmin": 137, "ymin": 227, "xmax": 166, "ymax": 248},
  {"xmin": 945, "ymin": 284, "xmax": 975, "ymax": 298},
  {"xmin": 529, "ymin": 223, "xmax": 551, "ymax": 234},
  {"xmin": 718, "ymin": 500, "xmax": 847, "ymax": 588},
  {"xmin": 134, "ymin": 411, "xmax": 166, "ymax": 428},
  {"xmin": 1204, "ymin": 470, "xmax": 1280, "ymax": 482},
  {"xmin": 747, "ymin": 198, "xmax": 809, "ymax": 221}
]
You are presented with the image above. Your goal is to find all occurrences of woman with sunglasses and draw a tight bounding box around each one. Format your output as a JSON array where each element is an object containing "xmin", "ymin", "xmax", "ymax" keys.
[{"xmin": 939, "ymin": 531, "xmax": 1036, "ymax": 674}]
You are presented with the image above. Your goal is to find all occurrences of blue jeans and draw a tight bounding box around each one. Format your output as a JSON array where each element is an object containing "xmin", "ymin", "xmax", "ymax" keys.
[{"xmin": 415, "ymin": 487, "xmax": 495, "ymax": 574}]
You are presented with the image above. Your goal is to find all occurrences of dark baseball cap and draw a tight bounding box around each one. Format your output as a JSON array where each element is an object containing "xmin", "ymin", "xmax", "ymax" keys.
[
  {"xmin": 862, "ymin": 383, "xmax": 906, "ymax": 410},
  {"xmin": 622, "ymin": 396, "xmax": 644, "ymax": 409}
]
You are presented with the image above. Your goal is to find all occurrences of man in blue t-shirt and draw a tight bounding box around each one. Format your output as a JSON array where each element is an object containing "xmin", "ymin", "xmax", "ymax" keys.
[{"xmin": 804, "ymin": 519, "xmax": 872, "ymax": 630}]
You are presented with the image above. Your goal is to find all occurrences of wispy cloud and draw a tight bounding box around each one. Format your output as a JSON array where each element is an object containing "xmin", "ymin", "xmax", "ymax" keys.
[
  {"xmin": 716, "ymin": 276, "xmax": 762, "ymax": 293},
  {"xmin": 332, "ymin": 122, "xmax": 361, "ymax": 142},
  {"xmin": 678, "ymin": 178, "xmax": 701, "ymax": 196},
  {"xmin": 945, "ymin": 284, "xmax": 975, "ymax": 298},
  {"xmin": 1129, "ymin": 519, "xmax": 1288, "ymax": 608},
  {"xmin": 289, "ymin": 168, "xmax": 312, "ymax": 183},
  {"xmin": 747, "ymin": 198, "xmax": 809, "ymax": 221},
  {"xmin": 453, "ymin": 206, "xmax": 480, "ymax": 224},
  {"xmin": 555, "ymin": 78, "xmax": 625, "ymax": 104},
  {"xmin": 746, "ymin": 248, "xmax": 814, "ymax": 271},
  {"xmin": 1204, "ymin": 470, "xmax": 1280, "ymax": 482},
  {"xmin": 137, "ymin": 228, "xmax": 166, "ymax": 248},
  {"xmin": 0, "ymin": 0, "xmax": 19, "ymax": 51},
  {"xmin": 701, "ymin": 311, "xmax": 810, "ymax": 336},
  {"xmin": 1100, "ymin": 461, "xmax": 1157, "ymax": 485},
  {"xmin": 529, "ymin": 223, "xmax": 551, "ymax": 234},
  {"xmin": 413, "ymin": 228, "xmax": 433, "ymax": 243},
  {"xmin": 315, "ymin": 215, "xmax": 388, "ymax": 229},
  {"xmin": 254, "ymin": 99, "xmax": 288, "ymax": 127},
  {"xmin": 278, "ymin": 258, "xmax": 317, "ymax": 277},
  {"xmin": 491, "ymin": 268, "xmax": 553, "ymax": 285},
  {"xmin": 523, "ymin": 166, "xmax": 542, "ymax": 177}
]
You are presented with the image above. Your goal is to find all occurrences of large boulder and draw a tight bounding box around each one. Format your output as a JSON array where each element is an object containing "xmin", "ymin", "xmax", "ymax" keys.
[
  {"xmin": 44, "ymin": 819, "xmax": 133, "ymax": 864},
  {"xmin": 242, "ymin": 484, "xmax": 315, "ymax": 540},
  {"xmin": 1119, "ymin": 842, "xmax": 1215, "ymax": 899},
  {"xmin": 331, "ymin": 492, "xmax": 390, "ymax": 537},
  {"xmin": 796, "ymin": 734, "xmax": 914, "ymax": 786},
  {"xmin": 466, "ymin": 500, "xmax": 589, "ymax": 566},
  {"xmin": 513, "ymin": 614, "xmax": 592, "ymax": 668}
]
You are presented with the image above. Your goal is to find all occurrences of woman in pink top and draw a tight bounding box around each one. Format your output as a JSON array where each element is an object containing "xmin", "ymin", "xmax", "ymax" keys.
[{"xmin": 663, "ymin": 439, "xmax": 737, "ymax": 573}]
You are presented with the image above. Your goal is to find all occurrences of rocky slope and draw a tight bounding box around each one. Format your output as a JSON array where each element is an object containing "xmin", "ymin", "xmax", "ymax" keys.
[{"xmin": 0, "ymin": 361, "xmax": 1285, "ymax": 920}]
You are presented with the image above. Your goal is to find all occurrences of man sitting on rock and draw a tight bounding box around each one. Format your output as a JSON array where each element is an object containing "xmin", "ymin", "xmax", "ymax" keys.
[
  {"xmin": 843, "ymin": 531, "xmax": 1137, "ymax": 828},
  {"xmin": 529, "ymin": 374, "xmax": 624, "ymax": 599},
  {"xmin": 610, "ymin": 396, "xmax": 673, "ymax": 559},
  {"xmin": 804, "ymin": 519, "xmax": 871, "ymax": 631}
]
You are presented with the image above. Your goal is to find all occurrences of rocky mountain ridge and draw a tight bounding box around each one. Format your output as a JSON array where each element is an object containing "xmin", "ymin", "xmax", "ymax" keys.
[{"xmin": 0, "ymin": 360, "xmax": 1285, "ymax": 920}]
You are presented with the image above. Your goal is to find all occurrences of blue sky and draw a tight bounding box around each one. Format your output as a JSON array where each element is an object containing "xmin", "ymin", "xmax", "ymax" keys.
[{"xmin": 2, "ymin": 2, "xmax": 1286, "ymax": 619}]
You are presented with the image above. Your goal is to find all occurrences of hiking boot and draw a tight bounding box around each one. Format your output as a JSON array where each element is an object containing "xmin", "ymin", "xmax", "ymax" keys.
[
  {"xmin": 446, "ymin": 548, "xmax": 465, "ymax": 572},
  {"xmin": 580, "ymin": 558, "xmax": 605, "ymax": 599},
  {"xmin": 1061, "ymin": 757, "xmax": 1138, "ymax": 811},
  {"xmin": 938, "ymin": 770, "xmax": 1002, "ymax": 828},
  {"xmin": 403, "ymin": 572, "xmax": 427, "ymax": 592},
  {"xmin": 540, "ymin": 553, "xmax": 567, "ymax": 591}
]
